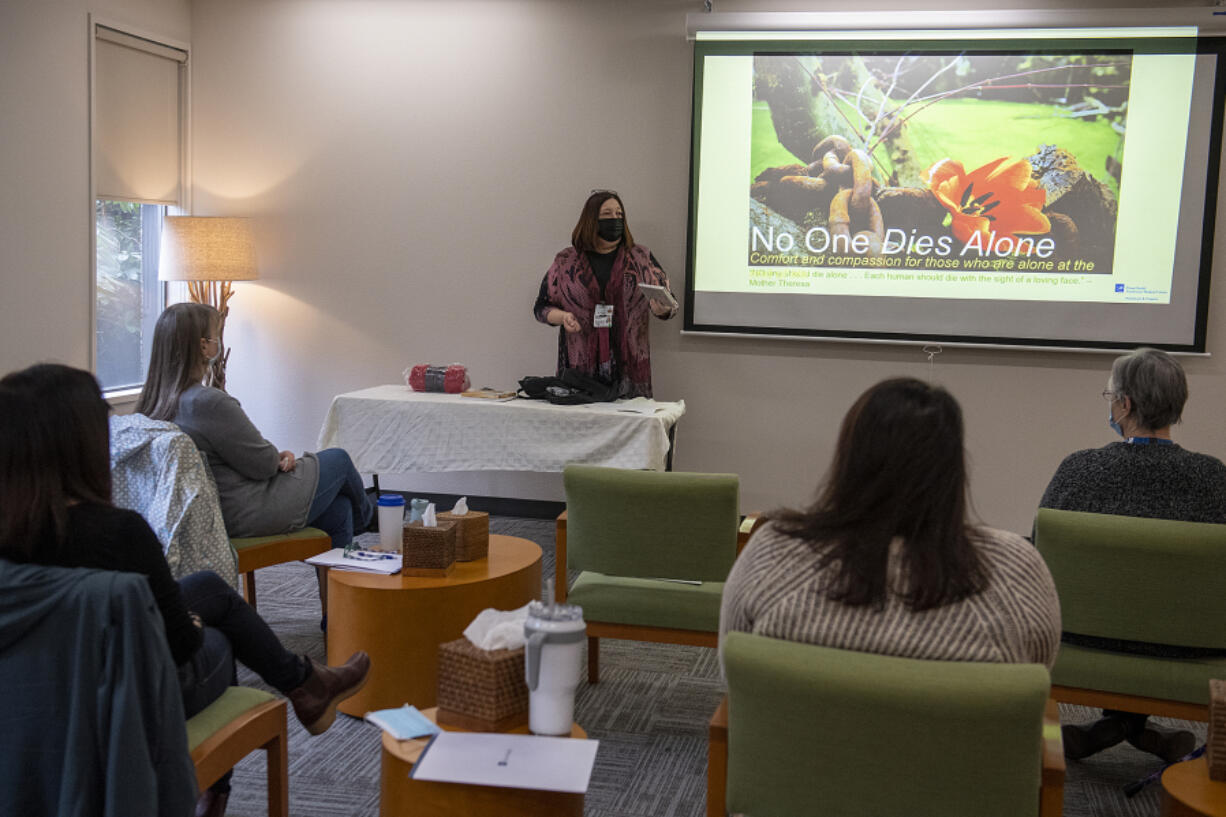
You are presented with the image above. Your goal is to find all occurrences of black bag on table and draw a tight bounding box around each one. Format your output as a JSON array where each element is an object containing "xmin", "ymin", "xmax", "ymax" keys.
[{"xmin": 517, "ymin": 369, "xmax": 620, "ymax": 405}]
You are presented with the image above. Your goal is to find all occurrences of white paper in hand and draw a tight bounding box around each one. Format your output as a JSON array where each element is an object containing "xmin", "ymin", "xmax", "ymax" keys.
[{"xmin": 637, "ymin": 283, "xmax": 678, "ymax": 310}]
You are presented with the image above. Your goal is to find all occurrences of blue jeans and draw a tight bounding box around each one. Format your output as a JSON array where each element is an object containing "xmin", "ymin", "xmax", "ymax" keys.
[{"xmin": 306, "ymin": 448, "xmax": 374, "ymax": 549}]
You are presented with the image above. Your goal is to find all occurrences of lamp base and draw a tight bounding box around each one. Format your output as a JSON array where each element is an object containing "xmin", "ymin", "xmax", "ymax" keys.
[{"xmin": 188, "ymin": 279, "xmax": 233, "ymax": 391}]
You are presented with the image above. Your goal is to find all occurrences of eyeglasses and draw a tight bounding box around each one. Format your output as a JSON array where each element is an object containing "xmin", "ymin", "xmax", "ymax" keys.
[
  {"xmin": 1101, "ymin": 389, "xmax": 1119, "ymax": 402},
  {"xmin": 590, "ymin": 189, "xmax": 619, "ymax": 198}
]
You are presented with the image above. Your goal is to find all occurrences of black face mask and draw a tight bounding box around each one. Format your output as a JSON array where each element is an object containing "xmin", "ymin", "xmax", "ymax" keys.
[{"xmin": 597, "ymin": 218, "xmax": 624, "ymax": 242}]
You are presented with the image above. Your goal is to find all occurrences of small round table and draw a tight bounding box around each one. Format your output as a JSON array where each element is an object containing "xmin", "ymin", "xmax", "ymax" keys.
[
  {"xmin": 379, "ymin": 707, "xmax": 585, "ymax": 817},
  {"xmin": 327, "ymin": 535, "xmax": 542, "ymax": 716},
  {"xmin": 1162, "ymin": 756, "xmax": 1226, "ymax": 817}
]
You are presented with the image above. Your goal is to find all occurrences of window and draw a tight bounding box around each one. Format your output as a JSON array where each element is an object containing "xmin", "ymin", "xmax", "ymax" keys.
[
  {"xmin": 92, "ymin": 23, "xmax": 188, "ymax": 392},
  {"xmin": 95, "ymin": 201, "xmax": 164, "ymax": 390}
]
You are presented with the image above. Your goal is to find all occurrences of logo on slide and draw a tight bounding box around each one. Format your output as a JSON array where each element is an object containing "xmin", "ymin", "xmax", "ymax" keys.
[{"xmin": 1115, "ymin": 284, "xmax": 1125, "ymax": 292}]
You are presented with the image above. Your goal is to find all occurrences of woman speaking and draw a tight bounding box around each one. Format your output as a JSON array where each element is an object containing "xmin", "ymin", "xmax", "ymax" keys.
[{"xmin": 534, "ymin": 190, "xmax": 677, "ymax": 398}]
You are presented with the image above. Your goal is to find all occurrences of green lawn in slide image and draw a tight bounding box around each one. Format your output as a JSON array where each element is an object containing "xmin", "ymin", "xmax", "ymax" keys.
[
  {"xmin": 751, "ymin": 97, "xmax": 1122, "ymax": 198},
  {"xmin": 903, "ymin": 97, "xmax": 1122, "ymax": 198}
]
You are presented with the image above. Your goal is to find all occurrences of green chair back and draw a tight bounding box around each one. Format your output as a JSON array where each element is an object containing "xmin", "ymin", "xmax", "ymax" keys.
[
  {"xmin": 563, "ymin": 464, "xmax": 738, "ymax": 582},
  {"xmin": 722, "ymin": 632, "xmax": 1050, "ymax": 817},
  {"xmin": 1034, "ymin": 508, "xmax": 1226, "ymax": 649}
]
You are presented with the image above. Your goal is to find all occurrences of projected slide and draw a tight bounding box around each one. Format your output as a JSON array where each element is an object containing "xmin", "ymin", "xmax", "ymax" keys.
[{"xmin": 687, "ymin": 26, "xmax": 1222, "ymax": 349}]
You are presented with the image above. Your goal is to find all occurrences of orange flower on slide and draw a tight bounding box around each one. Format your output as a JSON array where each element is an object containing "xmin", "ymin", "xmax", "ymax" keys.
[{"xmin": 925, "ymin": 157, "xmax": 1050, "ymax": 247}]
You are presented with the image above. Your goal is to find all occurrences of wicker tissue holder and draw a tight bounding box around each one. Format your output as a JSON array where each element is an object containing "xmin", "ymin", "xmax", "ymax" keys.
[
  {"xmin": 1210, "ymin": 678, "xmax": 1226, "ymax": 781},
  {"xmin": 435, "ymin": 637, "xmax": 529, "ymax": 732},
  {"xmin": 401, "ymin": 519, "xmax": 456, "ymax": 577},
  {"xmin": 437, "ymin": 510, "xmax": 489, "ymax": 561}
]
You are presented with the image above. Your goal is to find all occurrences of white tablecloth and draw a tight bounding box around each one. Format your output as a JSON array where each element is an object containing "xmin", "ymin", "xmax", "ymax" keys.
[{"xmin": 316, "ymin": 386, "xmax": 685, "ymax": 474}]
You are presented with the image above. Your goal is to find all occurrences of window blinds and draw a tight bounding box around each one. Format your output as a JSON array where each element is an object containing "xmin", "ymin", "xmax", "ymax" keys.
[{"xmin": 94, "ymin": 25, "xmax": 187, "ymax": 205}]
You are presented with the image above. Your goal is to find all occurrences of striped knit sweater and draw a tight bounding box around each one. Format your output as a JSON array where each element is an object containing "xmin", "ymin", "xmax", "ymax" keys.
[{"xmin": 719, "ymin": 522, "xmax": 1061, "ymax": 670}]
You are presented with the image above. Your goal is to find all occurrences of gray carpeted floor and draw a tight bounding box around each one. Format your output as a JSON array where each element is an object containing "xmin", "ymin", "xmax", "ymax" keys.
[{"xmin": 225, "ymin": 516, "xmax": 1206, "ymax": 816}]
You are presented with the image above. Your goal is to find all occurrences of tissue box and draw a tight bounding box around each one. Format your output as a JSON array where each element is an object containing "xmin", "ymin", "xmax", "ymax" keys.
[
  {"xmin": 435, "ymin": 637, "xmax": 528, "ymax": 732},
  {"xmin": 401, "ymin": 519, "xmax": 456, "ymax": 576},
  {"xmin": 1211, "ymin": 678, "xmax": 1226, "ymax": 781},
  {"xmin": 437, "ymin": 510, "xmax": 489, "ymax": 561}
]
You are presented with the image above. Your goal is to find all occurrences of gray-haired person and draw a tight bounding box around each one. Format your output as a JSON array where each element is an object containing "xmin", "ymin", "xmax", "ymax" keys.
[{"xmin": 1039, "ymin": 347, "xmax": 1226, "ymax": 762}]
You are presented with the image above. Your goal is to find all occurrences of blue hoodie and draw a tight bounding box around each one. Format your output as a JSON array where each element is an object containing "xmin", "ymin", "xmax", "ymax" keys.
[{"xmin": 0, "ymin": 560, "xmax": 196, "ymax": 816}]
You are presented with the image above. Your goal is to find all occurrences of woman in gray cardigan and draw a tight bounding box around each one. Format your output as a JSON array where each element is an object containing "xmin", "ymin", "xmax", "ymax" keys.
[{"xmin": 137, "ymin": 303, "xmax": 373, "ymax": 549}]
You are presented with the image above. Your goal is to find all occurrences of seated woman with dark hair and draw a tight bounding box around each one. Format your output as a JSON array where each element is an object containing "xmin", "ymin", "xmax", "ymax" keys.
[
  {"xmin": 1040, "ymin": 347, "xmax": 1226, "ymax": 762},
  {"xmin": 0, "ymin": 364, "xmax": 371, "ymax": 817},
  {"xmin": 721, "ymin": 377, "xmax": 1060, "ymax": 671}
]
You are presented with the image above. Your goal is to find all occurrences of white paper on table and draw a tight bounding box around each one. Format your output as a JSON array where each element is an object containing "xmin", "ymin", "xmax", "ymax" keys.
[
  {"xmin": 305, "ymin": 548, "xmax": 402, "ymax": 574},
  {"xmin": 616, "ymin": 397, "xmax": 658, "ymax": 415},
  {"xmin": 580, "ymin": 397, "xmax": 662, "ymax": 415},
  {"xmin": 410, "ymin": 731, "xmax": 598, "ymax": 793}
]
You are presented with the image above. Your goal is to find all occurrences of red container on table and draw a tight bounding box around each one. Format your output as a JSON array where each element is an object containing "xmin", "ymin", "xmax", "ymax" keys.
[{"xmin": 406, "ymin": 364, "xmax": 470, "ymax": 393}]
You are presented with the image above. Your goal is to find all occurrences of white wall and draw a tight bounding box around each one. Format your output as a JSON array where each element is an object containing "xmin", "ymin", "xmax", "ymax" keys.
[
  {"xmin": 8, "ymin": 0, "xmax": 1221, "ymax": 535},
  {"xmin": 190, "ymin": 0, "xmax": 1226, "ymax": 534},
  {"xmin": 0, "ymin": 0, "xmax": 190, "ymax": 372}
]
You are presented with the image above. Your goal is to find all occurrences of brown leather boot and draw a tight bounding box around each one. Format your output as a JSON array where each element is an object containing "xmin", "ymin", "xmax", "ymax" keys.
[
  {"xmin": 289, "ymin": 652, "xmax": 371, "ymax": 735},
  {"xmin": 1062, "ymin": 715, "xmax": 1131, "ymax": 760},
  {"xmin": 1127, "ymin": 725, "xmax": 1198, "ymax": 763}
]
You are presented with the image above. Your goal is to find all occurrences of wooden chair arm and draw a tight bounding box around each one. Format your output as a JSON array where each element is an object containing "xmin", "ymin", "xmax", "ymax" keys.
[
  {"xmin": 555, "ymin": 509, "xmax": 568, "ymax": 604},
  {"xmin": 708, "ymin": 696, "xmax": 729, "ymax": 817},
  {"xmin": 737, "ymin": 513, "xmax": 764, "ymax": 556},
  {"xmin": 1040, "ymin": 697, "xmax": 1065, "ymax": 817}
]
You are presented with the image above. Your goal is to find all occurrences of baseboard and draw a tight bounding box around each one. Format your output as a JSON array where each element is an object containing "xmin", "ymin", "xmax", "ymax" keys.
[{"xmin": 365, "ymin": 488, "xmax": 564, "ymax": 520}]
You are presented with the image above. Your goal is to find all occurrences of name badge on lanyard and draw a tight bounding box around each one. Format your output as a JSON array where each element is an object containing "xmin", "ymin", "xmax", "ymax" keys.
[{"xmin": 594, "ymin": 303, "xmax": 614, "ymax": 329}]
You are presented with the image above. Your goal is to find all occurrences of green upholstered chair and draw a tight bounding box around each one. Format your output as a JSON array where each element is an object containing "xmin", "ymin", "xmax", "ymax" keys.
[
  {"xmin": 1033, "ymin": 508, "xmax": 1226, "ymax": 721},
  {"xmin": 188, "ymin": 686, "xmax": 288, "ymax": 817},
  {"xmin": 556, "ymin": 464, "xmax": 749, "ymax": 683},
  {"xmin": 709, "ymin": 633, "xmax": 1064, "ymax": 817},
  {"xmin": 232, "ymin": 527, "xmax": 331, "ymax": 610}
]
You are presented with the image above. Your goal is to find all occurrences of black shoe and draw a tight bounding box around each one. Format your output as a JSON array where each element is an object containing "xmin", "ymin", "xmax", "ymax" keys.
[
  {"xmin": 194, "ymin": 789, "xmax": 229, "ymax": 817},
  {"xmin": 1063, "ymin": 716, "xmax": 1131, "ymax": 760},
  {"xmin": 1126, "ymin": 726, "xmax": 1197, "ymax": 763}
]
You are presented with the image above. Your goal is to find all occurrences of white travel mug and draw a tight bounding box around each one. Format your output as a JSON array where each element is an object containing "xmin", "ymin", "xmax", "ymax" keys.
[
  {"xmin": 524, "ymin": 600, "xmax": 586, "ymax": 736},
  {"xmin": 376, "ymin": 494, "xmax": 406, "ymax": 552}
]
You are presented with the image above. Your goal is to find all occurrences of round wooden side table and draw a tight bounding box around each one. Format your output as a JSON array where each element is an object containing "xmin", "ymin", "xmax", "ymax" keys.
[
  {"xmin": 327, "ymin": 535, "xmax": 542, "ymax": 716},
  {"xmin": 378, "ymin": 707, "xmax": 586, "ymax": 817},
  {"xmin": 1162, "ymin": 756, "xmax": 1226, "ymax": 817}
]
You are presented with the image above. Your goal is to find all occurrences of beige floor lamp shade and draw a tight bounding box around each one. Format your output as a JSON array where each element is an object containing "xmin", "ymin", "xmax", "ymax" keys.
[{"xmin": 159, "ymin": 216, "xmax": 259, "ymax": 391}]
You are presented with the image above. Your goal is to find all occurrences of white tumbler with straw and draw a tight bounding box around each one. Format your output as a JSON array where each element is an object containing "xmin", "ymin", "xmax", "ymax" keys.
[{"xmin": 523, "ymin": 579, "xmax": 586, "ymax": 736}]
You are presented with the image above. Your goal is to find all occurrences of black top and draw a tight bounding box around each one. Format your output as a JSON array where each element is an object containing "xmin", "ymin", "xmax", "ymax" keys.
[
  {"xmin": 26, "ymin": 503, "xmax": 202, "ymax": 665},
  {"xmin": 585, "ymin": 249, "xmax": 617, "ymax": 300},
  {"xmin": 1039, "ymin": 442, "xmax": 1226, "ymax": 523}
]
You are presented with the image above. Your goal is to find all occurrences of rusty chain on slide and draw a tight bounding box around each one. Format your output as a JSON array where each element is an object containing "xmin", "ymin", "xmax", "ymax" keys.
[
  {"xmin": 772, "ymin": 135, "xmax": 886, "ymax": 257},
  {"xmin": 812, "ymin": 136, "xmax": 884, "ymax": 257}
]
